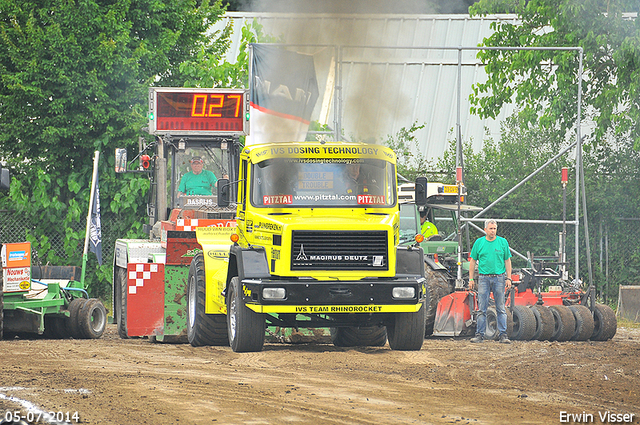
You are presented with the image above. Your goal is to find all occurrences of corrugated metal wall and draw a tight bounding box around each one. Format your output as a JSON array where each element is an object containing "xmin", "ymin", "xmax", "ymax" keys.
[{"xmin": 211, "ymin": 13, "xmax": 519, "ymax": 160}]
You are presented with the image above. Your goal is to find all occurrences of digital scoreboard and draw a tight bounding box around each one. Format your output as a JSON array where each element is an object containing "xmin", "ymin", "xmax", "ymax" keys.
[{"xmin": 148, "ymin": 87, "xmax": 249, "ymax": 136}]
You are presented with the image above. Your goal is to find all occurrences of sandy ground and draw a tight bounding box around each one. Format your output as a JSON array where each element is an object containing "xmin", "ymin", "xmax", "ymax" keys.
[{"xmin": 0, "ymin": 325, "xmax": 639, "ymax": 425}]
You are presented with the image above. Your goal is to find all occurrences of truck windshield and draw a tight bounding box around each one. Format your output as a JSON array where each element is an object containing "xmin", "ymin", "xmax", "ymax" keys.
[
  {"xmin": 172, "ymin": 145, "xmax": 231, "ymax": 209},
  {"xmin": 251, "ymin": 158, "xmax": 396, "ymax": 208}
]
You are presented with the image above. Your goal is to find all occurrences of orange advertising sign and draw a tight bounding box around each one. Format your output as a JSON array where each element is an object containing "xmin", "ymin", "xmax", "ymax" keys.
[{"xmin": 1, "ymin": 242, "xmax": 32, "ymax": 292}]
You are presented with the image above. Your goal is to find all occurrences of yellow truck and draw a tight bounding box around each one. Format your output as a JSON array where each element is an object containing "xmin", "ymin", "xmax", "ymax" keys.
[{"xmin": 187, "ymin": 141, "xmax": 427, "ymax": 352}]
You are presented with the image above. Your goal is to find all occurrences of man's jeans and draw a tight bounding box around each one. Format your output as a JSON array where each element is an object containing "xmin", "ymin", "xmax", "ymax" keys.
[{"xmin": 476, "ymin": 274, "xmax": 507, "ymax": 337}]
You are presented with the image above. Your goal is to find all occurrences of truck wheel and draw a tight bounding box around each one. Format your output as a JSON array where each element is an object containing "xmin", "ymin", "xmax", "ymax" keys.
[
  {"xmin": 568, "ymin": 305, "xmax": 595, "ymax": 341},
  {"xmin": 591, "ymin": 303, "xmax": 617, "ymax": 341},
  {"xmin": 330, "ymin": 326, "xmax": 387, "ymax": 347},
  {"xmin": 114, "ymin": 266, "xmax": 129, "ymax": 339},
  {"xmin": 511, "ymin": 305, "xmax": 536, "ymax": 341},
  {"xmin": 65, "ymin": 298, "xmax": 88, "ymax": 339},
  {"xmin": 187, "ymin": 253, "xmax": 229, "ymax": 347},
  {"xmin": 78, "ymin": 299, "xmax": 107, "ymax": 339},
  {"xmin": 530, "ymin": 305, "xmax": 554, "ymax": 341},
  {"xmin": 386, "ymin": 301, "xmax": 426, "ymax": 351},
  {"xmin": 424, "ymin": 268, "xmax": 452, "ymax": 337},
  {"xmin": 549, "ymin": 305, "xmax": 576, "ymax": 342},
  {"xmin": 227, "ymin": 276, "xmax": 265, "ymax": 352}
]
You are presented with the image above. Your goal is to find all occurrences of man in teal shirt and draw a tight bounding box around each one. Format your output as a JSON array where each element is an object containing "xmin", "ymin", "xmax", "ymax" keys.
[
  {"xmin": 468, "ymin": 219, "xmax": 513, "ymax": 344},
  {"xmin": 178, "ymin": 156, "xmax": 218, "ymax": 196}
]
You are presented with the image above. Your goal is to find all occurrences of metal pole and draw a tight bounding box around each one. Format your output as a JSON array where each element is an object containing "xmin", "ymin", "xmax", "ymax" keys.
[
  {"xmin": 82, "ymin": 151, "xmax": 100, "ymax": 287},
  {"xmin": 575, "ymin": 49, "xmax": 583, "ymax": 286}
]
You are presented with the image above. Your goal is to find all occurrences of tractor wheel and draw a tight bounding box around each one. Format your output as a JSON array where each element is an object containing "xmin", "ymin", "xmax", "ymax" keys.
[
  {"xmin": 511, "ymin": 305, "xmax": 536, "ymax": 341},
  {"xmin": 330, "ymin": 326, "xmax": 387, "ymax": 347},
  {"xmin": 485, "ymin": 306, "xmax": 499, "ymax": 341},
  {"xmin": 386, "ymin": 301, "xmax": 426, "ymax": 351},
  {"xmin": 227, "ymin": 276, "xmax": 265, "ymax": 352},
  {"xmin": 114, "ymin": 266, "xmax": 129, "ymax": 339},
  {"xmin": 530, "ymin": 305, "xmax": 554, "ymax": 341},
  {"xmin": 591, "ymin": 303, "xmax": 617, "ymax": 341},
  {"xmin": 78, "ymin": 299, "xmax": 107, "ymax": 339},
  {"xmin": 186, "ymin": 253, "xmax": 229, "ymax": 347},
  {"xmin": 549, "ymin": 305, "xmax": 576, "ymax": 342},
  {"xmin": 568, "ymin": 305, "xmax": 595, "ymax": 341},
  {"xmin": 424, "ymin": 267, "xmax": 452, "ymax": 337},
  {"xmin": 485, "ymin": 306, "xmax": 513, "ymax": 340},
  {"xmin": 65, "ymin": 298, "xmax": 88, "ymax": 339}
]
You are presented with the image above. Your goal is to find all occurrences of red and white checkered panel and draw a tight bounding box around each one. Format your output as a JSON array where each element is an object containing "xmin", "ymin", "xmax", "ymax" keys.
[
  {"xmin": 176, "ymin": 219, "xmax": 236, "ymax": 231},
  {"xmin": 126, "ymin": 263, "xmax": 165, "ymax": 337}
]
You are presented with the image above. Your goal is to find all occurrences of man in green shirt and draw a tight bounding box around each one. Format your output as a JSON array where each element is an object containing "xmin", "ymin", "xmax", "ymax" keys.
[
  {"xmin": 468, "ymin": 219, "xmax": 513, "ymax": 344},
  {"xmin": 178, "ymin": 156, "xmax": 218, "ymax": 196}
]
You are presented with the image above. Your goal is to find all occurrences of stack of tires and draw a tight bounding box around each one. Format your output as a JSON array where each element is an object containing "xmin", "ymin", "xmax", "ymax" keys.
[{"xmin": 486, "ymin": 303, "xmax": 617, "ymax": 342}]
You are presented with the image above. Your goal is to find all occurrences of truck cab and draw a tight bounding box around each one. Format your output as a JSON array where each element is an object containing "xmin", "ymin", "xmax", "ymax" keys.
[{"xmin": 189, "ymin": 141, "xmax": 428, "ymax": 352}]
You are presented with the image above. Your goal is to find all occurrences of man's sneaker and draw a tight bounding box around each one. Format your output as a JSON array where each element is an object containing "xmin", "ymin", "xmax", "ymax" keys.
[
  {"xmin": 470, "ymin": 335, "xmax": 484, "ymax": 343},
  {"xmin": 499, "ymin": 334, "xmax": 511, "ymax": 344}
]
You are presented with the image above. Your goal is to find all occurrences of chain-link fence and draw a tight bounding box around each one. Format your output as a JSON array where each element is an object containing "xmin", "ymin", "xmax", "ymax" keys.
[
  {"xmin": 1, "ymin": 209, "xmax": 638, "ymax": 302},
  {"xmin": 435, "ymin": 213, "xmax": 640, "ymax": 302},
  {"xmin": 0, "ymin": 209, "xmax": 125, "ymax": 273}
]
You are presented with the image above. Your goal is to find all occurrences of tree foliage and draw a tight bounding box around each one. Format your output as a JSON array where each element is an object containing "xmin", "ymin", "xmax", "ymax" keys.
[
  {"xmin": 0, "ymin": 0, "xmax": 228, "ymax": 295},
  {"xmin": 469, "ymin": 0, "xmax": 640, "ymax": 149}
]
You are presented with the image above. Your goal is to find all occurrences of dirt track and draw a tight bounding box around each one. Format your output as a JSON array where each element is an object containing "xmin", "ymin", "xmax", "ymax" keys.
[{"xmin": 0, "ymin": 325, "xmax": 639, "ymax": 425}]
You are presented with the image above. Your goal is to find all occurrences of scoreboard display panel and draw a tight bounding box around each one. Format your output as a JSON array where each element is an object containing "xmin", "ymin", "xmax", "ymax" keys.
[{"xmin": 149, "ymin": 88, "xmax": 249, "ymax": 136}]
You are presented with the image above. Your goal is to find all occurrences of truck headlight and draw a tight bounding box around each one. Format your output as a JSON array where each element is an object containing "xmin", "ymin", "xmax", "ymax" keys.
[
  {"xmin": 263, "ymin": 287, "xmax": 286, "ymax": 300},
  {"xmin": 392, "ymin": 287, "xmax": 416, "ymax": 299}
]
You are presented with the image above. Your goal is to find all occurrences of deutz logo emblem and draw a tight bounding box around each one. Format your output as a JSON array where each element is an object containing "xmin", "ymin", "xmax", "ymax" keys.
[{"xmin": 296, "ymin": 244, "xmax": 308, "ymax": 261}]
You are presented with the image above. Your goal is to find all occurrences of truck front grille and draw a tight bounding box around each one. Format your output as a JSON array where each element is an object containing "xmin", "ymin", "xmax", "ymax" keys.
[{"xmin": 291, "ymin": 230, "xmax": 388, "ymax": 271}]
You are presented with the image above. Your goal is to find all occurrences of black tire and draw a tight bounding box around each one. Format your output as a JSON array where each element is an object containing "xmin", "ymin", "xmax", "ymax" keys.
[
  {"xmin": 511, "ymin": 305, "xmax": 536, "ymax": 341},
  {"xmin": 51, "ymin": 316, "xmax": 70, "ymax": 339},
  {"xmin": 227, "ymin": 276, "xmax": 265, "ymax": 352},
  {"xmin": 549, "ymin": 305, "xmax": 576, "ymax": 342},
  {"xmin": 485, "ymin": 305, "xmax": 513, "ymax": 340},
  {"xmin": 569, "ymin": 305, "xmax": 595, "ymax": 341},
  {"xmin": 530, "ymin": 305, "xmax": 554, "ymax": 341},
  {"xmin": 78, "ymin": 299, "xmax": 107, "ymax": 339},
  {"xmin": 485, "ymin": 306, "xmax": 499, "ymax": 341},
  {"xmin": 424, "ymin": 267, "xmax": 452, "ymax": 337},
  {"xmin": 330, "ymin": 326, "xmax": 387, "ymax": 347},
  {"xmin": 386, "ymin": 301, "xmax": 426, "ymax": 351},
  {"xmin": 591, "ymin": 303, "xmax": 617, "ymax": 341},
  {"xmin": 114, "ymin": 266, "xmax": 129, "ymax": 339},
  {"xmin": 187, "ymin": 253, "xmax": 229, "ymax": 347},
  {"xmin": 65, "ymin": 298, "xmax": 88, "ymax": 339}
]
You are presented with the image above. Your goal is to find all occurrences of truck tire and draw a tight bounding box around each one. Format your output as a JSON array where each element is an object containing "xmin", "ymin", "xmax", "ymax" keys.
[
  {"xmin": 78, "ymin": 299, "xmax": 107, "ymax": 339},
  {"xmin": 549, "ymin": 305, "xmax": 576, "ymax": 342},
  {"xmin": 330, "ymin": 326, "xmax": 387, "ymax": 347},
  {"xmin": 227, "ymin": 276, "xmax": 265, "ymax": 352},
  {"xmin": 530, "ymin": 305, "xmax": 554, "ymax": 341},
  {"xmin": 511, "ymin": 305, "xmax": 536, "ymax": 341},
  {"xmin": 65, "ymin": 298, "xmax": 88, "ymax": 339},
  {"xmin": 568, "ymin": 305, "xmax": 595, "ymax": 341},
  {"xmin": 424, "ymin": 267, "xmax": 452, "ymax": 337},
  {"xmin": 187, "ymin": 253, "xmax": 229, "ymax": 347},
  {"xmin": 386, "ymin": 301, "xmax": 426, "ymax": 351},
  {"xmin": 591, "ymin": 303, "xmax": 617, "ymax": 341},
  {"xmin": 114, "ymin": 266, "xmax": 129, "ymax": 339}
]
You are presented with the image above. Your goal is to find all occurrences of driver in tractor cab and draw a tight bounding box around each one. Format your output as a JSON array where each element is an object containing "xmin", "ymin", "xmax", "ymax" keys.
[
  {"xmin": 178, "ymin": 156, "xmax": 219, "ymax": 196},
  {"xmin": 420, "ymin": 208, "xmax": 440, "ymax": 240}
]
